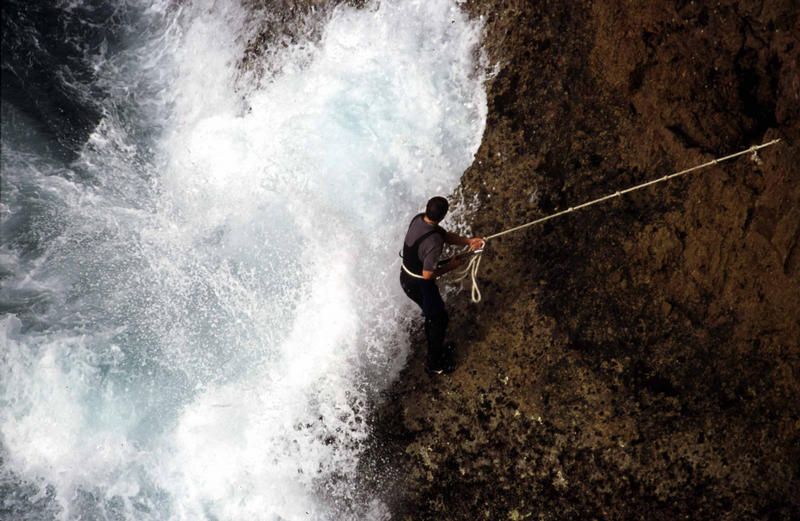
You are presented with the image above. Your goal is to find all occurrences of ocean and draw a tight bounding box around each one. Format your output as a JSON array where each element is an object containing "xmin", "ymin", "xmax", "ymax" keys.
[{"xmin": 0, "ymin": 0, "xmax": 486, "ymax": 519}]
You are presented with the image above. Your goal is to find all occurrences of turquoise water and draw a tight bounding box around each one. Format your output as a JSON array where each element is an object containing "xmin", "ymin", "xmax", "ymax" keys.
[{"xmin": 0, "ymin": 1, "xmax": 486, "ymax": 519}]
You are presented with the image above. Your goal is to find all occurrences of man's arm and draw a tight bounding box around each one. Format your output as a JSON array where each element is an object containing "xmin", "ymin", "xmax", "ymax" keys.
[
  {"xmin": 444, "ymin": 231, "xmax": 469, "ymax": 246},
  {"xmin": 428, "ymin": 255, "xmax": 462, "ymax": 278},
  {"xmin": 422, "ymin": 232, "xmax": 484, "ymax": 279},
  {"xmin": 425, "ymin": 250, "xmax": 477, "ymax": 279},
  {"xmin": 445, "ymin": 232, "xmax": 485, "ymax": 251},
  {"xmin": 422, "ymin": 256, "xmax": 459, "ymax": 279}
]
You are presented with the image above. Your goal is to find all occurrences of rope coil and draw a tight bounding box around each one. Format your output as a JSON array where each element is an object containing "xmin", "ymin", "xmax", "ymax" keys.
[{"xmin": 445, "ymin": 139, "xmax": 781, "ymax": 303}]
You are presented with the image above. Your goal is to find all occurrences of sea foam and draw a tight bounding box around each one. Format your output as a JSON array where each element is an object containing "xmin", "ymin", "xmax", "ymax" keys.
[{"xmin": 0, "ymin": 1, "xmax": 486, "ymax": 519}]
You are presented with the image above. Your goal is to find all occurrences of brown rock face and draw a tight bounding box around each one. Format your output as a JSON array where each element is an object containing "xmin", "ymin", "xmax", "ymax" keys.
[{"xmin": 366, "ymin": 1, "xmax": 800, "ymax": 520}]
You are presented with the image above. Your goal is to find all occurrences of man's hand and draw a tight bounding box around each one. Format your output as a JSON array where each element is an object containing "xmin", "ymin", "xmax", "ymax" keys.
[
  {"xmin": 432, "ymin": 255, "xmax": 464, "ymax": 278},
  {"xmin": 445, "ymin": 232, "xmax": 485, "ymax": 250},
  {"xmin": 468, "ymin": 237, "xmax": 485, "ymax": 251}
]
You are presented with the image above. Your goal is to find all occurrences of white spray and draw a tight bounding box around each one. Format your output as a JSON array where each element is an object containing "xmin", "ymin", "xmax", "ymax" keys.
[{"xmin": 0, "ymin": 1, "xmax": 487, "ymax": 519}]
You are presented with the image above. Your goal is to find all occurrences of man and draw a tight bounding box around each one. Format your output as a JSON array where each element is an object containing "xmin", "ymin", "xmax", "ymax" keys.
[{"xmin": 400, "ymin": 196, "xmax": 484, "ymax": 374}]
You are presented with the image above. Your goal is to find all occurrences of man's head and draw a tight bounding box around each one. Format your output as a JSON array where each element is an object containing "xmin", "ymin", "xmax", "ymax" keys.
[{"xmin": 425, "ymin": 196, "xmax": 449, "ymax": 222}]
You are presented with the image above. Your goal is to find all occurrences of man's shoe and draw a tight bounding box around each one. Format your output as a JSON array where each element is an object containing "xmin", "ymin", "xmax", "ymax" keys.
[
  {"xmin": 426, "ymin": 363, "xmax": 455, "ymax": 375},
  {"xmin": 425, "ymin": 365, "xmax": 445, "ymax": 375},
  {"xmin": 426, "ymin": 345, "xmax": 456, "ymax": 375}
]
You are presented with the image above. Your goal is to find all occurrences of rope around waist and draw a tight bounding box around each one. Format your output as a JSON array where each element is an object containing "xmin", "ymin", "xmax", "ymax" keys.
[{"xmin": 401, "ymin": 262, "xmax": 424, "ymax": 279}]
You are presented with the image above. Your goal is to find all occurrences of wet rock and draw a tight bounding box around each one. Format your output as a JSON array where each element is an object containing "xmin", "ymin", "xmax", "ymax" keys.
[{"xmin": 369, "ymin": 1, "xmax": 800, "ymax": 519}]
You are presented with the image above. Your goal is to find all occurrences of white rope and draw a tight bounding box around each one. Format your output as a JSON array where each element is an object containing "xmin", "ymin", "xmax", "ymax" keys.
[
  {"xmin": 401, "ymin": 261, "xmax": 425, "ymax": 279},
  {"xmin": 445, "ymin": 139, "xmax": 781, "ymax": 303},
  {"xmin": 449, "ymin": 251, "xmax": 484, "ymax": 302}
]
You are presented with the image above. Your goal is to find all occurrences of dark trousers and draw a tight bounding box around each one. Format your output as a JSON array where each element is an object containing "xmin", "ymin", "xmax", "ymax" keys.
[{"xmin": 400, "ymin": 272, "xmax": 449, "ymax": 368}]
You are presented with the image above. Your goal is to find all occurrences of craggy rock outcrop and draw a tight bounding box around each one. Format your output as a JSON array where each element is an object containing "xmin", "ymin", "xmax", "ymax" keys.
[
  {"xmin": 367, "ymin": 1, "xmax": 800, "ymax": 520},
  {"xmin": 240, "ymin": 0, "xmax": 367, "ymax": 85}
]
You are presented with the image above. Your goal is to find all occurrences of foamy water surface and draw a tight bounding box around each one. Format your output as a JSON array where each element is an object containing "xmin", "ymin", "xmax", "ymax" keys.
[{"xmin": 0, "ymin": 1, "xmax": 487, "ymax": 519}]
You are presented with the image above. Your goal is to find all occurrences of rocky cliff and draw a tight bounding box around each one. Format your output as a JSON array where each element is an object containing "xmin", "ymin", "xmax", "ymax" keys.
[{"xmin": 366, "ymin": 1, "xmax": 800, "ymax": 519}]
